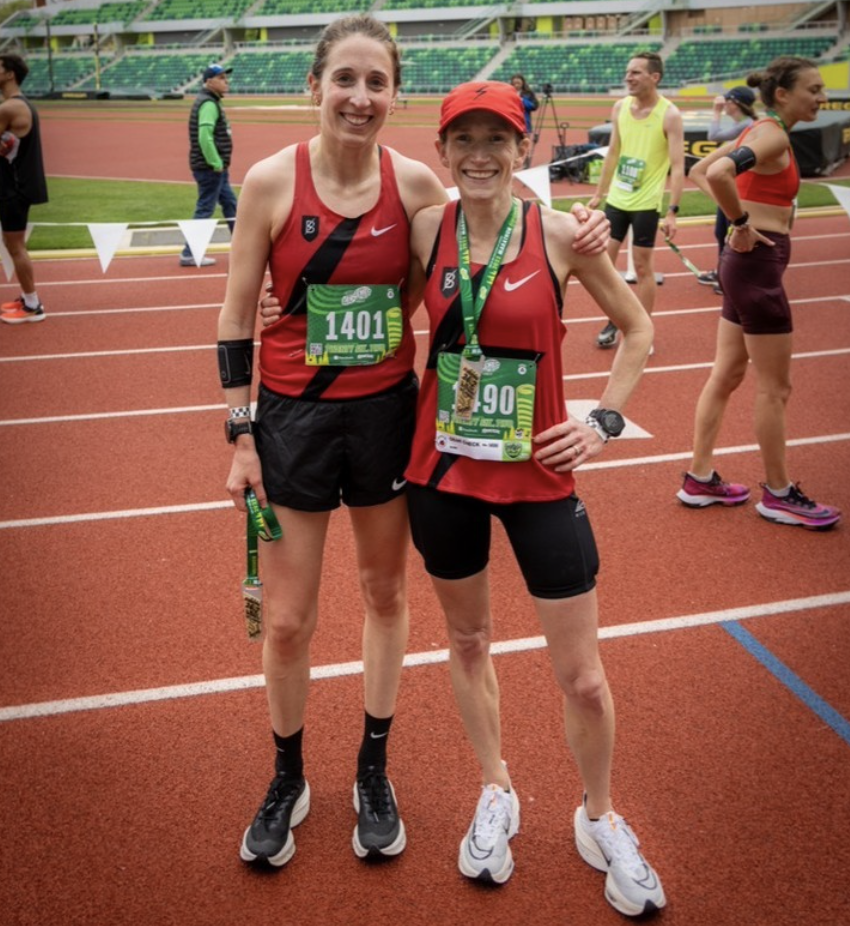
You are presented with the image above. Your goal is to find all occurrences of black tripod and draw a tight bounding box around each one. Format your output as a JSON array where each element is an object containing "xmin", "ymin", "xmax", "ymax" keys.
[{"xmin": 527, "ymin": 83, "xmax": 569, "ymax": 169}]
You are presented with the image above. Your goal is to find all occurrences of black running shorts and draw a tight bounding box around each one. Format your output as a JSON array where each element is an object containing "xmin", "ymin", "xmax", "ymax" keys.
[
  {"xmin": 407, "ymin": 485, "xmax": 599, "ymax": 600},
  {"xmin": 0, "ymin": 192, "xmax": 32, "ymax": 233},
  {"xmin": 719, "ymin": 231, "xmax": 793, "ymax": 335},
  {"xmin": 255, "ymin": 374, "xmax": 418, "ymax": 511},
  {"xmin": 605, "ymin": 204, "xmax": 661, "ymax": 248}
]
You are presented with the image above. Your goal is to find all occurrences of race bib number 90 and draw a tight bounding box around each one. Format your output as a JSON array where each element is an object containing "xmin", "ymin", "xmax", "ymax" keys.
[
  {"xmin": 436, "ymin": 352, "xmax": 536, "ymax": 462},
  {"xmin": 306, "ymin": 283, "xmax": 403, "ymax": 366}
]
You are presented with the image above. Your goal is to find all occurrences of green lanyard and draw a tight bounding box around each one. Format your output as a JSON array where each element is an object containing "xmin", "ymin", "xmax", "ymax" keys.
[
  {"xmin": 765, "ymin": 110, "xmax": 789, "ymax": 134},
  {"xmin": 245, "ymin": 489, "xmax": 282, "ymax": 581},
  {"xmin": 456, "ymin": 198, "xmax": 519, "ymax": 360}
]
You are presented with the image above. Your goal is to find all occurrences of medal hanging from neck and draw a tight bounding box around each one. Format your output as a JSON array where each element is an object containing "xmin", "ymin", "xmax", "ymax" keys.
[{"xmin": 453, "ymin": 198, "xmax": 519, "ymax": 422}]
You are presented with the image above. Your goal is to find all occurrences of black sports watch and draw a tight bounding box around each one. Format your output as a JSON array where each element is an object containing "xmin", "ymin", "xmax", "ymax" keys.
[
  {"xmin": 225, "ymin": 418, "xmax": 253, "ymax": 444},
  {"xmin": 667, "ymin": 204, "xmax": 680, "ymax": 214},
  {"xmin": 731, "ymin": 211, "xmax": 750, "ymax": 227},
  {"xmin": 586, "ymin": 408, "xmax": 626, "ymax": 442}
]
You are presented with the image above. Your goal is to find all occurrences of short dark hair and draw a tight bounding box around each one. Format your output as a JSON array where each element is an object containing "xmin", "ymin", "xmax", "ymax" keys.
[
  {"xmin": 632, "ymin": 51, "xmax": 664, "ymax": 79},
  {"xmin": 0, "ymin": 53, "xmax": 29, "ymax": 85}
]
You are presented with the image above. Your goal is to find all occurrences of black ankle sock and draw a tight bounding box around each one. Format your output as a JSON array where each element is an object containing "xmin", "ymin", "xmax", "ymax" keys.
[
  {"xmin": 357, "ymin": 712, "xmax": 393, "ymax": 777},
  {"xmin": 273, "ymin": 728, "xmax": 304, "ymax": 780}
]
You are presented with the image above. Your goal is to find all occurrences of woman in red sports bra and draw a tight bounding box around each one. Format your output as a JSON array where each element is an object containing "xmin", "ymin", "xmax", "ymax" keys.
[{"xmin": 679, "ymin": 57, "xmax": 840, "ymax": 530}]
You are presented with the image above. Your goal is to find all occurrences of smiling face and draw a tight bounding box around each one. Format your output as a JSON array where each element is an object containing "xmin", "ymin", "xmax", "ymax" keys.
[
  {"xmin": 776, "ymin": 67, "xmax": 826, "ymax": 125},
  {"xmin": 437, "ymin": 111, "xmax": 528, "ymax": 204},
  {"xmin": 309, "ymin": 34, "xmax": 397, "ymax": 148},
  {"xmin": 624, "ymin": 57, "xmax": 660, "ymax": 99}
]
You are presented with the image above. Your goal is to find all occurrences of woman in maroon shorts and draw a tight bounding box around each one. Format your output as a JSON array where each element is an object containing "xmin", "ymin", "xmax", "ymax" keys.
[{"xmin": 678, "ymin": 56, "xmax": 840, "ymax": 530}]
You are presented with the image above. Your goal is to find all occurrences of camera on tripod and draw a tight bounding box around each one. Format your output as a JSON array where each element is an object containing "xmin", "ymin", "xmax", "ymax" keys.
[{"xmin": 541, "ymin": 82, "xmax": 554, "ymax": 97}]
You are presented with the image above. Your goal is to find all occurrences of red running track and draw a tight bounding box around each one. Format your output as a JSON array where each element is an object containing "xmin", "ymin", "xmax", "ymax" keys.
[{"xmin": 1, "ymin": 205, "xmax": 850, "ymax": 923}]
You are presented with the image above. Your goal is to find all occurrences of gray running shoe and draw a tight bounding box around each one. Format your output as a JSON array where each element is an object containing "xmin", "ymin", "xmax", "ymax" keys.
[{"xmin": 458, "ymin": 784, "xmax": 520, "ymax": 884}]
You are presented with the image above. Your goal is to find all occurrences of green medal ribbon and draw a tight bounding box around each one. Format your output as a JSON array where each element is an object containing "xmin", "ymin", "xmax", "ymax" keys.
[
  {"xmin": 456, "ymin": 198, "xmax": 519, "ymax": 361},
  {"xmin": 242, "ymin": 490, "xmax": 282, "ymax": 642},
  {"xmin": 765, "ymin": 110, "xmax": 789, "ymax": 134}
]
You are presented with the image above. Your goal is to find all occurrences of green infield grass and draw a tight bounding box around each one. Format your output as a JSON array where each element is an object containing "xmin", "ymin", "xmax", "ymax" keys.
[{"xmin": 25, "ymin": 175, "xmax": 850, "ymax": 251}]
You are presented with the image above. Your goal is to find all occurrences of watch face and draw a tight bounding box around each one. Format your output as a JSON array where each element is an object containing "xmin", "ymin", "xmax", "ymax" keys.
[{"xmin": 599, "ymin": 410, "xmax": 625, "ymax": 437}]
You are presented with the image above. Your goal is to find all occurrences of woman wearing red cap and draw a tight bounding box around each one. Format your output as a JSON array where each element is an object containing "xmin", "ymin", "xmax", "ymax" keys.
[
  {"xmin": 404, "ymin": 80, "xmax": 665, "ymax": 917},
  {"xmin": 218, "ymin": 16, "xmax": 610, "ymax": 873}
]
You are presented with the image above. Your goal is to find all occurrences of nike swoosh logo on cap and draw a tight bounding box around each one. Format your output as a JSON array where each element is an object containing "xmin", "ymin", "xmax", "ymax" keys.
[
  {"xmin": 371, "ymin": 224, "xmax": 397, "ymax": 237},
  {"xmin": 504, "ymin": 271, "xmax": 540, "ymax": 292}
]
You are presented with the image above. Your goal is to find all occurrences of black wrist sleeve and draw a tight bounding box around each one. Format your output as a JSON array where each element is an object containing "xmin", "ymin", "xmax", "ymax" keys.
[{"xmin": 217, "ymin": 338, "xmax": 254, "ymax": 388}]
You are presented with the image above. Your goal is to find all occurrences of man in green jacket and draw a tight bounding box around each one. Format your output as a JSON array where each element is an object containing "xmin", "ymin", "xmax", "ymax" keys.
[{"xmin": 180, "ymin": 63, "xmax": 237, "ymax": 267}]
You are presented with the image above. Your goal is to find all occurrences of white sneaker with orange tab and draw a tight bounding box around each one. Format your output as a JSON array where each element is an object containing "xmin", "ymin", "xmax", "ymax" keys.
[{"xmin": 574, "ymin": 799, "xmax": 666, "ymax": 916}]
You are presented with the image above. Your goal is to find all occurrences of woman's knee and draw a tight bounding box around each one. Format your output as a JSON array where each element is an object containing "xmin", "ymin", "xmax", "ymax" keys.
[
  {"xmin": 560, "ymin": 666, "xmax": 608, "ymax": 713},
  {"xmin": 448, "ymin": 623, "xmax": 492, "ymax": 671},
  {"xmin": 263, "ymin": 606, "xmax": 316, "ymax": 658},
  {"xmin": 359, "ymin": 569, "xmax": 407, "ymax": 622}
]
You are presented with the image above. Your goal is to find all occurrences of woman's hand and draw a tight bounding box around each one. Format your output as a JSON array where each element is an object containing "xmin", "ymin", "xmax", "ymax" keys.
[
  {"xmin": 533, "ymin": 418, "xmax": 607, "ymax": 472},
  {"xmin": 570, "ymin": 202, "xmax": 610, "ymax": 255},
  {"xmin": 225, "ymin": 440, "xmax": 267, "ymax": 511},
  {"xmin": 726, "ymin": 224, "xmax": 775, "ymax": 253},
  {"xmin": 259, "ymin": 282, "xmax": 282, "ymax": 328}
]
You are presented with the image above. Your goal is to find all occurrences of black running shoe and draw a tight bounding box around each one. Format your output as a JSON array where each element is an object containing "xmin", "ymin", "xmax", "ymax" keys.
[
  {"xmin": 240, "ymin": 775, "xmax": 310, "ymax": 867},
  {"xmin": 597, "ymin": 321, "xmax": 618, "ymax": 349},
  {"xmin": 352, "ymin": 769, "xmax": 407, "ymax": 859}
]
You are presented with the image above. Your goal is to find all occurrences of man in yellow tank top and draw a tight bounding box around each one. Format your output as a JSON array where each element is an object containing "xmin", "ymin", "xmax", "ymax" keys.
[{"xmin": 589, "ymin": 52, "xmax": 684, "ymax": 348}]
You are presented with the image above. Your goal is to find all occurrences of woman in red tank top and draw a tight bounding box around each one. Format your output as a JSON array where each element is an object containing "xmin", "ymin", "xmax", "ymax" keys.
[
  {"xmin": 402, "ymin": 81, "xmax": 667, "ymax": 915},
  {"xmin": 680, "ymin": 57, "xmax": 840, "ymax": 530}
]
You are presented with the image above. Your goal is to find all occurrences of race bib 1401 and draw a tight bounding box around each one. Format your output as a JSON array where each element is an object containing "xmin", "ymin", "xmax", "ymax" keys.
[{"xmin": 306, "ymin": 283, "xmax": 403, "ymax": 366}]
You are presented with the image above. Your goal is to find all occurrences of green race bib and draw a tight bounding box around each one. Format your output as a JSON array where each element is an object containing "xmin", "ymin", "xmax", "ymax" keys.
[
  {"xmin": 436, "ymin": 352, "xmax": 536, "ymax": 462},
  {"xmin": 615, "ymin": 155, "xmax": 646, "ymax": 193},
  {"xmin": 306, "ymin": 283, "xmax": 403, "ymax": 366}
]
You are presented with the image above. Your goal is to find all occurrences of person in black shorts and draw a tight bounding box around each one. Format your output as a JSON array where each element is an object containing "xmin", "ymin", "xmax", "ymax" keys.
[
  {"xmin": 402, "ymin": 80, "xmax": 665, "ymax": 917},
  {"xmin": 0, "ymin": 53, "xmax": 48, "ymax": 324}
]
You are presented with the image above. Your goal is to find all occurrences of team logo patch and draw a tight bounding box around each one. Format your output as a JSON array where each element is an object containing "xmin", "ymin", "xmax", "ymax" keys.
[
  {"xmin": 302, "ymin": 216, "xmax": 319, "ymax": 242},
  {"xmin": 441, "ymin": 267, "xmax": 460, "ymax": 299}
]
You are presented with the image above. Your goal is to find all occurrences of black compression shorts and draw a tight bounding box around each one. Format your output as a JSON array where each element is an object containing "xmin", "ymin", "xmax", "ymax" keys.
[
  {"xmin": 605, "ymin": 204, "xmax": 661, "ymax": 248},
  {"xmin": 407, "ymin": 484, "xmax": 599, "ymax": 600}
]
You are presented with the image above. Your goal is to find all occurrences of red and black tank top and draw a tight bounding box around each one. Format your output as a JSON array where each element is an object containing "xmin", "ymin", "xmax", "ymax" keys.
[
  {"xmin": 260, "ymin": 143, "xmax": 413, "ymax": 400},
  {"xmin": 405, "ymin": 199, "xmax": 577, "ymax": 503}
]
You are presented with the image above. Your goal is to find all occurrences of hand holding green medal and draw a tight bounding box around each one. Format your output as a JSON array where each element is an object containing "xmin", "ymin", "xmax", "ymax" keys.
[{"xmin": 242, "ymin": 489, "xmax": 282, "ymax": 642}]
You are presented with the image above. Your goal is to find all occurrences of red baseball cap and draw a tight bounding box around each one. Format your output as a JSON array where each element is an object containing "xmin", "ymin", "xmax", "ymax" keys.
[{"xmin": 439, "ymin": 81, "xmax": 527, "ymax": 136}]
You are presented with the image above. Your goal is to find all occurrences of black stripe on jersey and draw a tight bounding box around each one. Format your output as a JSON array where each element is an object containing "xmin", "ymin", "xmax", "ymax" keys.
[
  {"xmin": 282, "ymin": 215, "xmax": 363, "ymax": 317},
  {"xmin": 426, "ymin": 449, "xmax": 460, "ymax": 490}
]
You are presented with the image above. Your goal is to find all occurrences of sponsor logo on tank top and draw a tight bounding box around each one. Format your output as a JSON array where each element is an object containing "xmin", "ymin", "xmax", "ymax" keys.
[
  {"xmin": 440, "ymin": 267, "xmax": 459, "ymax": 299},
  {"xmin": 302, "ymin": 215, "xmax": 319, "ymax": 242}
]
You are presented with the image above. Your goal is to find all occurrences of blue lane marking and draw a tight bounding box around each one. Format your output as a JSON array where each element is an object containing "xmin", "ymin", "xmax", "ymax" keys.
[{"xmin": 722, "ymin": 621, "xmax": 850, "ymax": 746}]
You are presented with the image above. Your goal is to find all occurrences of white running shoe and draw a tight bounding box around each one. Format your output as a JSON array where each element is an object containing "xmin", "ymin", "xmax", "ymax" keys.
[
  {"xmin": 458, "ymin": 783, "xmax": 520, "ymax": 884},
  {"xmin": 574, "ymin": 802, "xmax": 666, "ymax": 916}
]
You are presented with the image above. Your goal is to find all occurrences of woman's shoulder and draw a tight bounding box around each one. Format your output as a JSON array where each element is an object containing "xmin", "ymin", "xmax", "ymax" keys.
[
  {"xmin": 385, "ymin": 146, "xmax": 449, "ymax": 214},
  {"xmin": 243, "ymin": 144, "xmax": 298, "ymax": 188}
]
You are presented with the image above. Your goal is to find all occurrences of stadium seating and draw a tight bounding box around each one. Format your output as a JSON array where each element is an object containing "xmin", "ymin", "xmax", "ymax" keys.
[
  {"xmin": 399, "ymin": 46, "xmax": 497, "ymax": 93},
  {"xmin": 255, "ymin": 0, "xmax": 369, "ymax": 13},
  {"xmin": 78, "ymin": 52, "xmax": 212, "ymax": 92},
  {"xmin": 50, "ymin": 2, "xmax": 147, "ymax": 26},
  {"xmin": 664, "ymin": 37, "xmax": 836, "ymax": 85},
  {"xmin": 226, "ymin": 51, "xmax": 314, "ymax": 94},
  {"xmin": 16, "ymin": 55, "xmax": 105, "ymax": 94},
  {"xmin": 492, "ymin": 43, "xmax": 663, "ymax": 93},
  {"xmin": 144, "ymin": 0, "xmax": 254, "ymax": 22}
]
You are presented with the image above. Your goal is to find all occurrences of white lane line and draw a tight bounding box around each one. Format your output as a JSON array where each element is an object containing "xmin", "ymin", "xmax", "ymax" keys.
[
  {"xmin": 2, "ymin": 591, "xmax": 847, "ymax": 723},
  {"xmin": 1, "ymin": 293, "xmax": 847, "ymax": 364},
  {"xmin": 0, "ymin": 404, "xmax": 224, "ymax": 427},
  {"xmin": 2, "ymin": 433, "xmax": 847, "ymax": 531}
]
